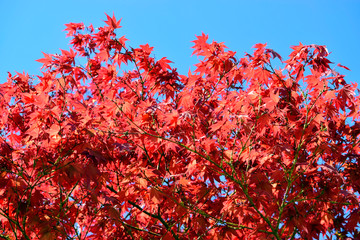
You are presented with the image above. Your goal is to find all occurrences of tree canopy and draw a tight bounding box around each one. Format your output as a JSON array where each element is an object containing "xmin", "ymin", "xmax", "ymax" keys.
[{"xmin": 0, "ymin": 14, "xmax": 359, "ymax": 239}]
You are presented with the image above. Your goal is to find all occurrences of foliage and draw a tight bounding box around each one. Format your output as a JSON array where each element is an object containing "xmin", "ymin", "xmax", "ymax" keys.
[{"xmin": 0, "ymin": 14, "xmax": 359, "ymax": 239}]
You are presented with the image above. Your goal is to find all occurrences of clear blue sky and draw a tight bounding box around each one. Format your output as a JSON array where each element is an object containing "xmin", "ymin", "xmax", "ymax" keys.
[{"xmin": 0, "ymin": 0, "xmax": 359, "ymax": 86}]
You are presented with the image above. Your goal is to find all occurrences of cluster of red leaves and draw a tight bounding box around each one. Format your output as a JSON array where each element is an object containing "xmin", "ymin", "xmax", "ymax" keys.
[{"xmin": 0, "ymin": 14, "xmax": 359, "ymax": 239}]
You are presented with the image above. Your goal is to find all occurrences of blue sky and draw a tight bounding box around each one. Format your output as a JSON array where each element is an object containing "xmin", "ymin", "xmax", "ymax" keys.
[{"xmin": 0, "ymin": 0, "xmax": 359, "ymax": 86}]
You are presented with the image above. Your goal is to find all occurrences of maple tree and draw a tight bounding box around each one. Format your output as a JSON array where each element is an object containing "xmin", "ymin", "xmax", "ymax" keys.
[{"xmin": 0, "ymin": 14, "xmax": 359, "ymax": 239}]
